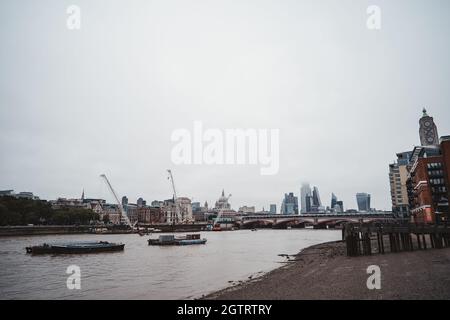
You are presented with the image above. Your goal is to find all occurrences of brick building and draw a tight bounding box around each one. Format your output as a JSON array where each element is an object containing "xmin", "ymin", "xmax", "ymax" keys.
[{"xmin": 407, "ymin": 137, "xmax": 450, "ymax": 224}]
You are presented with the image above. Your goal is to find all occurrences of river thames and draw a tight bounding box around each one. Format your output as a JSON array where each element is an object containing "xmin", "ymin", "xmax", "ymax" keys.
[{"xmin": 0, "ymin": 229, "xmax": 341, "ymax": 299}]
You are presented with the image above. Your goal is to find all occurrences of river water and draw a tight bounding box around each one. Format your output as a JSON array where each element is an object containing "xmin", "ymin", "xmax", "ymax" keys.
[{"xmin": 0, "ymin": 229, "xmax": 341, "ymax": 299}]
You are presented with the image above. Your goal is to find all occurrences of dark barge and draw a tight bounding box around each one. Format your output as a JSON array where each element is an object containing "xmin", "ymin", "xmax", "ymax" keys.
[
  {"xmin": 26, "ymin": 241, "xmax": 125, "ymax": 254},
  {"xmin": 148, "ymin": 234, "xmax": 207, "ymax": 246}
]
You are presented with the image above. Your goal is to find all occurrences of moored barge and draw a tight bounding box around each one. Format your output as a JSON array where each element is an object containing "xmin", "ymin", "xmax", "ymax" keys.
[
  {"xmin": 26, "ymin": 241, "xmax": 125, "ymax": 254},
  {"xmin": 148, "ymin": 234, "xmax": 207, "ymax": 246}
]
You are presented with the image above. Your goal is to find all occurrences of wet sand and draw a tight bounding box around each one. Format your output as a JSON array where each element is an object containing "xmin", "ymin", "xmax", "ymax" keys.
[{"xmin": 204, "ymin": 241, "xmax": 450, "ymax": 300}]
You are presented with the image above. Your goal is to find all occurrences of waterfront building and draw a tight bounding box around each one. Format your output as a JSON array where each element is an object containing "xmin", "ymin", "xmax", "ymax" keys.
[
  {"xmin": 176, "ymin": 197, "xmax": 194, "ymax": 223},
  {"xmin": 50, "ymin": 197, "xmax": 85, "ymax": 209},
  {"xmin": 389, "ymin": 151, "xmax": 413, "ymax": 217},
  {"xmin": 419, "ymin": 108, "xmax": 439, "ymax": 146},
  {"xmin": 137, "ymin": 206, "xmax": 165, "ymax": 224},
  {"xmin": 126, "ymin": 203, "xmax": 138, "ymax": 224},
  {"xmin": 162, "ymin": 198, "xmax": 177, "ymax": 224},
  {"xmin": 100, "ymin": 204, "xmax": 121, "ymax": 224},
  {"xmin": 300, "ymin": 183, "xmax": 312, "ymax": 214},
  {"xmin": 407, "ymin": 136, "xmax": 450, "ymax": 224},
  {"xmin": 238, "ymin": 206, "xmax": 255, "ymax": 214},
  {"xmin": 356, "ymin": 193, "xmax": 371, "ymax": 212},
  {"xmin": 270, "ymin": 204, "xmax": 276, "ymax": 214},
  {"xmin": 282, "ymin": 192, "xmax": 298, "ymax": 215}
]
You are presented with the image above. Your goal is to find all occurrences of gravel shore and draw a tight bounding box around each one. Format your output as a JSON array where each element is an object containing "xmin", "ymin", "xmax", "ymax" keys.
[{"xmin": 204, "ymin": 240, "xmax": 450, "ymax": 300}]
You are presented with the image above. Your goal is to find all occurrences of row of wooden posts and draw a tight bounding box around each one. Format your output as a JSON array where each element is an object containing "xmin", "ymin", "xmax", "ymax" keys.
[{"xmin": 343, "ymin": 222, "xmax": 450, "ymax": 257}]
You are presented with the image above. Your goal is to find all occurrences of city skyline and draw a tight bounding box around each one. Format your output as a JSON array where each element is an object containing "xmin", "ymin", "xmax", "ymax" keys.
[{"xmin": 1, "ymin": 1, "xmax": 450, "ymax": 212}]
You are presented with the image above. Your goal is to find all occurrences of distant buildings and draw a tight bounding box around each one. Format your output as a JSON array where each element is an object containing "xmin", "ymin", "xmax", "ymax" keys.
[
  {"xmin": 389, "ymin": 151, "xmax": 413, "ymax": 217},
  {"xmin": 330, "ymin": 193, "xmax": 344, "ymax": 213},
  {"xmin": 0, "ymin": 190, "xmax": 40, "ymax": 200},
  {"xmin": 238, "ymin": 206, "xmax": 255, "ymax": 214},
  {"xmin": 300, "ymin": 183, "xmax": 312, "ymax": 214},
  {"xmin": 300, "ymin": 184, "xmax": 325, "ymax": 213},
  {"xmin": 356, "ymin": 193, "xmax": 371, "ymax": 212},
  {"xmin": 311, "ymin": 187, "xmax": 324, "ymax": 212},
  {"xmin": 281, "ymin": 192, "xmax": 298, "ymax": 215},
  {"xmin": 270, "ymin": 204, "xmax": 277, "ymax": 214},
  {"xmin": 192, "ymin": 202, "xmax": 201, "ymax": 212}
]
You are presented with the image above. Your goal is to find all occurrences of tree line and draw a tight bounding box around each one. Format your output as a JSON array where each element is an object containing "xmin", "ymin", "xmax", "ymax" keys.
[{"xmin": 0, "ymin": 196, "xmax": 100, "ymax": 226}]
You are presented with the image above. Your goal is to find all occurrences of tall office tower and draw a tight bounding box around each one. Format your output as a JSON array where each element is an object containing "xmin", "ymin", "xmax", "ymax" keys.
[
  {"xmin": 300, "ymin": 183, "xmax": 312, "ymax": 214},
  {"xmin": 389, "ymin": 151, "xmax": 413, "ymax": 217},
  {"xmin": 305, "ymin": 195, "xmax": 312, "ymax": 213},
  {"xmin": 282, "ymin": 192, "xmax": 298, "ymax": 215},
  {"xmin": 336, "ymin": 200, "xmax": 344, "ymax": 213},
  {"xmin": 270, "ymin": 204, "xmax": 277, "ymax": 214},
  {"xmin": 122, "ymin": 196, "xmax": 128, "ymax": 207},
  {"xmin": 331, "ymin": 193, "xmax": 338, "ymax": 209},
  {"xmin": 419, "ymin": 108, "xmax": 439, "ymax": 146},
  {"xmin": 356, "ymin": 193, "xmax": 371, "ymax": 212},
  {"xmin": 312, "ymin": 187, "xmax": 322, "ymax": 207}
]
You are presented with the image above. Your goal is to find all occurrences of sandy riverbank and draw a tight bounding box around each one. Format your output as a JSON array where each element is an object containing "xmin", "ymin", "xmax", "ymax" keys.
[{"xmin": 204, "ymin": 240, "xmax": 450, "ymax": 299}]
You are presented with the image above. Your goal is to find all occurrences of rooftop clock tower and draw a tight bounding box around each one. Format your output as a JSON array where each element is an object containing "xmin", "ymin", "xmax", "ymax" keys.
[{"xmin": 419, "ymin": 108, "xmax": 439, "ymax": 146}]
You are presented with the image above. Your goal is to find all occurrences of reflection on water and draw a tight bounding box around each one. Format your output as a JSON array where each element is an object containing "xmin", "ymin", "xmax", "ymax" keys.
[{"xmin": 0, "ymin": 229, "xmax": 341, "ymax": 299}]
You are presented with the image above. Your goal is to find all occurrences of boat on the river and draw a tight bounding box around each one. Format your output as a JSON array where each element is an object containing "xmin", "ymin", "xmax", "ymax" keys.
[
  {"xmin": 25, "ymin": 241, "xmax": 125, "ymax": 254},
  {"xmin": 148, "ymin": 234, "xmax": 207, "ymax": 246}
]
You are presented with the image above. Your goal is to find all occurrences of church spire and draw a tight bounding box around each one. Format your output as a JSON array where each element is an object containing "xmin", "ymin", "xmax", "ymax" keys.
[{"xmin": 81, "ymin": 189, "xmax": 85, "ymax": 201}]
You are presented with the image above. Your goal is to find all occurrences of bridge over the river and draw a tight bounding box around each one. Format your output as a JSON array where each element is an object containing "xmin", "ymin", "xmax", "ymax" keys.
[{"xmin": 235, "ymin": 213, "xmax": 395, "ymax": 229}]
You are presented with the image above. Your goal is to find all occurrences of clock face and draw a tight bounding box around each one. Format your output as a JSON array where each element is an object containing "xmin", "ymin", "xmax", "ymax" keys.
[
  {"xmin": 424, "ymin": 121, "xmax": 431, "ymax": 127},
  {"xmin": 427, "ymin": 136, "xmax": 434, "ymax": 143}
]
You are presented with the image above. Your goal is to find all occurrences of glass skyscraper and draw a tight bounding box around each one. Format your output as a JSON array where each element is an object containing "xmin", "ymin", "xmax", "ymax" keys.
[{"xmin": 356, "ymin": 193, "xmax": 371, "ymax": 212}]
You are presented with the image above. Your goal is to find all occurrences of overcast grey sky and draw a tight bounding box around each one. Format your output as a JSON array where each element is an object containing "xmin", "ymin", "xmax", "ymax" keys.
[{"xmin": 1, "ymin": 0, "xmax": 450, "ymax": 211}]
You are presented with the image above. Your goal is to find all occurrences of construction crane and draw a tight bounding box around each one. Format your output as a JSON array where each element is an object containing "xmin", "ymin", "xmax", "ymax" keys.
[
  {"xmin": 167, "ymin": 169, "xmax": 182, "ymax": 224},
  {"xmin": 100, "ymin": 174, "xmax": 133, "ymax": 228}
]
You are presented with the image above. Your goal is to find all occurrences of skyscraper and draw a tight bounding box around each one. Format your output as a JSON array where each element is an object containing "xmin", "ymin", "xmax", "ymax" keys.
[
  {"xmin": 270, "ymin": 204, "xmax": 276, "ymax": 214},
  {"xmin": 312, "ymin": 187, "xmax": 322, "ymax": 207},
  {"xmin": 300, "ymin": 183, "xmax": 312, "ymax": 214},
  {"xmin": 419, "ymin": 108, "xmax": 439, "ymax": 146},
  {"xmin": 356, "ymin": 193, "xmax": 371, "ymax": 212},
  {"xmin": 331, "ymin": 193, "xmax": 337, "ymax": 209},
  {"xmin": 336, "ymin": 200, "xmax": 344, "ymax": 213},
  {"xmin": 282, "ymin": 193, "xmax": 298, "ymax": 215}
]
